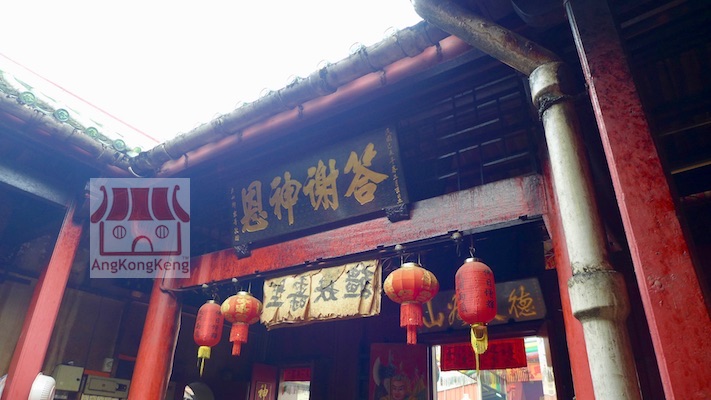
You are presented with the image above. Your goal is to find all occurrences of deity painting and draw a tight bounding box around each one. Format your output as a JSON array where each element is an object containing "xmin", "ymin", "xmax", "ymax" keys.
[{"xmin": 369, "ymin": 343, "xmax": 429, "ymax": 400}]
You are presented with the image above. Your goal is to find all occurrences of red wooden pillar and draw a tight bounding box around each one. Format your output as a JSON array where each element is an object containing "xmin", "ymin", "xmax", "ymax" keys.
[
  {"xmin": 128, "ymin": 275, "xmax": 181, "ymax": 400},
  {"xmin": 1, "ymin": 201, "xmax": 82, "ymax": 400},
  {"xmin": 541, "ymin": 156, "xmax": 595, "ymax": 400},
  {"xmin": 566, "ymin": 1, "xmax": 711, "ymax": 398}
]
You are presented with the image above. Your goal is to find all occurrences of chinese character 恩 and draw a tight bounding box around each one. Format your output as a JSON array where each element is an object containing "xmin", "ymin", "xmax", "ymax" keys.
[
  {"xmin": 344, "ymin": 143, "xmax": 388, "ymax": 205},
  {"xmin": 240, "ymin": 180, "xmax": 268, "ymax": 232},
  {"xmin": 303, "ymin": 159, "xmax": 339, "ymax": 211}
]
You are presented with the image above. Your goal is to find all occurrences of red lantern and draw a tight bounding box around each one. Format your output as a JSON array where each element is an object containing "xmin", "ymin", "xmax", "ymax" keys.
[
  {"xmin": 221, "ymin": 291, "xmax": 262, "ymax": 356},
  {"xmin": 193, "ymin": 299, "xmax": 224, "ymax": 376},
  {"xmin": 383, "ymin": 262, "xmax": 439, "ymax": 344},
  {"xmin": 455, "ymin": 258, "xmax": 497, "ymax": 359}
]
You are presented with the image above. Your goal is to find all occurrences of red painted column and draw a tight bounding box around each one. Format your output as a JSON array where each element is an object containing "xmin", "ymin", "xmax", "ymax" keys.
[
  {"xmin": 1, "ymin": 202, "xmax": 82, "ymax": 400},
  {"xmin": 128, "ymin": 275, "xmax": 181, "ymax": 400},
  {"xmin": 541, "ymin": 157, "xmax": 595, "ymax": 400},
  {"xmin": 566, "ymin": 1, "xmax": 711, "ymax": 398}
]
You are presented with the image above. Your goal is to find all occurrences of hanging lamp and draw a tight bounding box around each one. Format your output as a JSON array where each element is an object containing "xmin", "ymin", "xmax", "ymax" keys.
[
  {"xmin": 455, "ymin": 257, "xmax": 497, "ymax": 371},
  {"xmin": 193, "ymin": 299, "xmax": 224, "ymax": 376},
  {"xmin": 383, "ymin": 261, "xmax": 439, "ymax": 344},
  {"xmin": 221, "ymin": 291, "xmax": 262, "ymax": 356}
]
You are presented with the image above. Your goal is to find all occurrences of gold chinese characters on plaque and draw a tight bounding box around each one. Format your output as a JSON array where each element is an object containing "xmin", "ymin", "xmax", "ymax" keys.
[{"xmin": 261, "ymin": 260, "xmax": 381, "ymax": 328}]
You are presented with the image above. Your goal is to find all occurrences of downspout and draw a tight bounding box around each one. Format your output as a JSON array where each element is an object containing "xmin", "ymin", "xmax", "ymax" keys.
[{"xmin": 411, "ymin": 1, "xmax": 641, "ymax": 399}]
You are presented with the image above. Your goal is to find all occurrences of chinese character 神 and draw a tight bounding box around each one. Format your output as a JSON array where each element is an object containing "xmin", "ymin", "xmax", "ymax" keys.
[
  {"xmin": 303, "ymin": 159, "xmax": 339, "ymax": 211},
  {"xmin": 344, "ymin": 143, "xmax": 388, "ymax": 205},
  {"xmin": 241, "ymin": 180, "xmax": 268, "ymax": 232},
  {"xmin": 258, "ymin": 384, "xmax": 269, "ymax": 399},
  {"xmin": 269, "ymin": 171, "xmax": 302, "ymax": 225}
]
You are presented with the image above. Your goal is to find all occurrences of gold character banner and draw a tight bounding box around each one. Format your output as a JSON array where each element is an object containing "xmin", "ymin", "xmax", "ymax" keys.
[{"xmin": 261, "ymin": 260, "xmax": 381, "ymax": 328}]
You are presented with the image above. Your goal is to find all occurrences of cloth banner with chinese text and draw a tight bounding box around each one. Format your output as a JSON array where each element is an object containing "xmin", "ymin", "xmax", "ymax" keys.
[
  {"xmin": 261, "ymin": 260, "xmax": 381, "ymax": 328},
  {"xmin": 440, "ymin": 339, "xmax": 527, "ymax": 371}
]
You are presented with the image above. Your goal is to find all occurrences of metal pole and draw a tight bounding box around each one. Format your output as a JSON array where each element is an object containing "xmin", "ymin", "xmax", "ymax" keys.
[{"xmin": 530, "ymin": 62, "xmax": 641, "ymax": 400}]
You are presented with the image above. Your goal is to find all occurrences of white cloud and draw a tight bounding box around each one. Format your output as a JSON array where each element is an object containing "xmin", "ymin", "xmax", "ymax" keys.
[{"xmin": 0, "ymin": 1, "xmax": 422, "ymax": 144}]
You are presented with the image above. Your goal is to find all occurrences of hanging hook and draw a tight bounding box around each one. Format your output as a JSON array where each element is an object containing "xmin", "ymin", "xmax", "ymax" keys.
[
  {"xmin": 231, "ymin": 277, "xmax": 239, "ymax": 293},
  {"xmin": 469, "ymin": 236, "xmax": 476, "ymax": 259},
  {"xmin": 451, "ymin": 231, "xmax": 463, "ymax": 257},
  {"xmin": 201, "ymin": 283, "xmax": 211, "ymax": 299},
  {"xmin": 210, "ymin": 285, "xmax": 220, "ymax": 303},
  {"xmin": 394, "ymin": 244, "xmax": 404, "ymax": 266}
]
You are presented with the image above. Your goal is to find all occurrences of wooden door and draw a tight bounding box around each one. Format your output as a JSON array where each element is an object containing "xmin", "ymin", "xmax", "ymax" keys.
[{"xmin": 249, "ymin": 364, "xmax": 277, "ymax": 400}]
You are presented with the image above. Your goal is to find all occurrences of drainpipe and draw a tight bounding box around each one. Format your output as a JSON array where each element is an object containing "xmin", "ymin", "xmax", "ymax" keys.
[{"xmin": 412, "ymin": 1, "xmax": 642, "ymax": 399}]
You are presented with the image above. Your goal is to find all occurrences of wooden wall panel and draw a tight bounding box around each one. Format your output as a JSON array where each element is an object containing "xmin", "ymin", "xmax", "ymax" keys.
[
  {"xmin": 0, "ymin": 280, "xmax": 34, "ymax": 375},
  {"xmin": 43, "ymin": 288, "xmax": 125, "ymax": 373}
]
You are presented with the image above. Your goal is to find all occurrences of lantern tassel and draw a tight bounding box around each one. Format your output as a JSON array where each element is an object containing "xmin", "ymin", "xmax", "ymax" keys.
[
  {"xmin": 230, "ymin": 322, "xmax": 250, "ymax": 356},
  {"xmin": 401, "ymin": 302, "xmax": 423, "ymax": 344},
  {"xmin": 470, "ymin": 324, "xmax": 488, "ymax": 379},
  {"xmin": 470, "ymin": 323, "xmax": 489, "ymax": 354},
  {"xmin": 197, "ymin": 346, "xmax": 211, "ymax": 376}
]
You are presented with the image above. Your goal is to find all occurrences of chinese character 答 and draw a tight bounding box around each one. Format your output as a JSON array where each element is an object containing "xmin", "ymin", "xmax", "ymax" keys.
[
  {"xmin": 344, "ymin": 262, "xmax": 374, "ymax": 298},
  {"xmin": 269, "ymin": 171, "xmax": 302, "ymax": 225},
  {"xmin": 344, "ymin": 143, "xmax": 388, "ymax": 205},
  {"xmin": 240, "ymin": 180, "xmax": 268, "ymax": 232},
  {"xmin": 303, "ymin": 159, "xmax": 339, "ymax": 211}
]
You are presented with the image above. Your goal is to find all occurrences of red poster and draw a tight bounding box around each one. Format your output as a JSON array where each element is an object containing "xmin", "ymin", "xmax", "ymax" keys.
[
  {"xmin": 440, "ymin": 338, "xmax": 527, "ymax": 371},
  {"xmin": 282, "ymin": 367, "xmax": 312, "ymax": 382},
  {"xmin": 369, "ymin": 343, "xmax": 429, "ymax": 400}
]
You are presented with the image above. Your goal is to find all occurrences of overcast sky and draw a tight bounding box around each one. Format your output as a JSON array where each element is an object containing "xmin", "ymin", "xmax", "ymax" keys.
[{"xmin": 0, "ymin": 1, "xmax": 422, "ymax": 146}]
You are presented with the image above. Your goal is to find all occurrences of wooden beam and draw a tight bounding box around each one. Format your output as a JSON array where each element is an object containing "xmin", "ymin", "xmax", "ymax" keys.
[
  {"xmin": 567, "ymin": 1, "xmax": 711, "ymax": 398},
  {"xmin": 127, "ymin": 277, "xmax": 181, "ymax": 400},
  {"xmin": 180, "ymin": 174, "xmax": 545, "ymax": 288}
]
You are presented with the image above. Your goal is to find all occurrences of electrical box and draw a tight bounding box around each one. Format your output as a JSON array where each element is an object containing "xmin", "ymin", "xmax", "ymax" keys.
[
  {"xmin": 51, "ymin": 364, "xmax": 84, "ymax": 392},
  {"xmin": 82, "ymin": 376, "xmax": 130, "ymax": 398}
]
